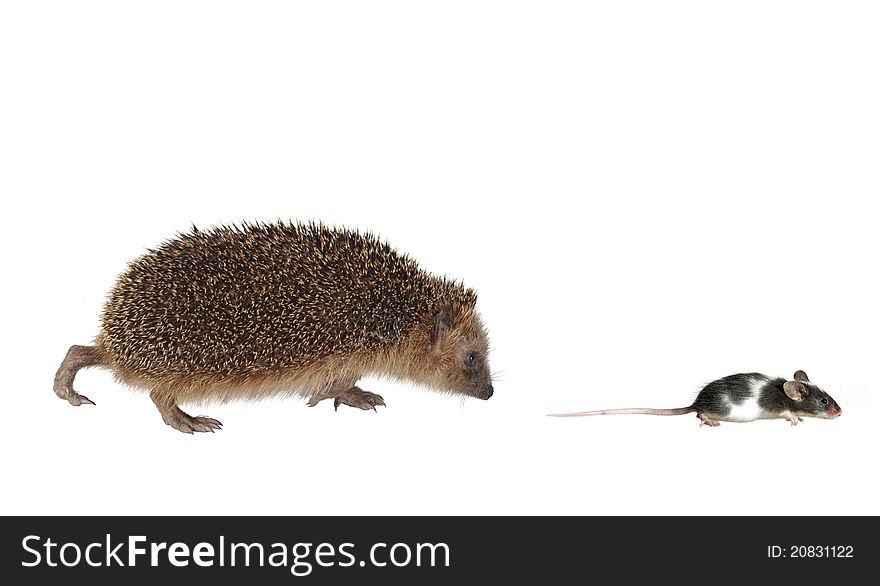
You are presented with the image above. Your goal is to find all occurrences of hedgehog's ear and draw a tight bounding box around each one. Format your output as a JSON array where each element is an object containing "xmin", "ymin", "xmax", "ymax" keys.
[
  {"xmin": 783, "ymin": 380, "xmax": 808, "ymax": 402},
  {"xmin": 430, "ymin": 305, "xmax": 455, "ymax": 348}
]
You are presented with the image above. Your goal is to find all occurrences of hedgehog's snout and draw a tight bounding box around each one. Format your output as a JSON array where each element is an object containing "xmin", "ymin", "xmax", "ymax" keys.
[{"xmin": 481, "ymin": 384, "xmax": 494, "ymax": 400}]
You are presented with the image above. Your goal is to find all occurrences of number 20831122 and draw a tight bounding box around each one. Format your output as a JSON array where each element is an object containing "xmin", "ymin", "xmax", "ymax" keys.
[{"xmin": 768, "ymin": 546, "xmax": 854, "ymax": 559}]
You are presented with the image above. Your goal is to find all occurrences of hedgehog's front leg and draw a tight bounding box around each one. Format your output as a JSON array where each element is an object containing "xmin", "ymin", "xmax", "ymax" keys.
[
  {"xmin": 150, "ymin": 387, "xmax": 222, "ymax": 434},
  {"xmin": 307, "ymin": 380, "xmax": 385, "ymax": 412},
  {"xmin": 333, "ymin": 386, "xmax": 386, "ymax": 412}
]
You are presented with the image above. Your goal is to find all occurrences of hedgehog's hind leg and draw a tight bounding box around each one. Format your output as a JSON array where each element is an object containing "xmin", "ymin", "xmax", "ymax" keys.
[
  {"xmin": 150, "ymin": 387, "xmax": 222, "ymax": 434},
  {"xmin": 54, "ymin": 344, "xmax": 104, "ymax": 406}
]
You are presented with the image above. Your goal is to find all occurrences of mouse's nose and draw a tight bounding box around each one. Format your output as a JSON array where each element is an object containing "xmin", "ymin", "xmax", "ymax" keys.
[{"xmin": 484, "ymin": 385, "xmax": 494, "ymax": 400}]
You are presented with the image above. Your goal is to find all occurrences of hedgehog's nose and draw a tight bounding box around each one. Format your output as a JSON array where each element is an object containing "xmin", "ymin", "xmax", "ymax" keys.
[{"xmin": 484, "ymin": 385, "xmax": 494, "ymax": 400}]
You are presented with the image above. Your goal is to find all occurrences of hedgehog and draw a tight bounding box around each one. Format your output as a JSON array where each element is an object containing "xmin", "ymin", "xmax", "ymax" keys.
[{"xmin": 53, "ymin": 222, "xmax": 494, "ymax": 433}]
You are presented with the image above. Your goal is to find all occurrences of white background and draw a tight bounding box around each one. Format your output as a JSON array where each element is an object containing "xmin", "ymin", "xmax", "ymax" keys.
[{"xmin": 1, "ymin": 1, "xmax": 877, "ymax": 516}]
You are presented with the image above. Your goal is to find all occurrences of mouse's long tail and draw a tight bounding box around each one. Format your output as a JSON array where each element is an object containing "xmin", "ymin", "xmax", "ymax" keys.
[{"xmin": 547, "ymin": 406, "xmax": 695, "ymax": 417}]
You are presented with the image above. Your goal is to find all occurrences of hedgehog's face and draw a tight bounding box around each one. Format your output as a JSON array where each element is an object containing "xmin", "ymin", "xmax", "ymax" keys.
[{"xmin": 430, "ymin": 304, "xmax": 494, "ymax": 400}]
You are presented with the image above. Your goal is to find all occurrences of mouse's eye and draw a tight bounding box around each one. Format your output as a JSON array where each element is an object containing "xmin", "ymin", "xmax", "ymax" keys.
[
  {"xmin": 466, "ymin": 352, "xmax": 477, "ymax": 366},
  {"xmin": 821, "ymin": 398, "xmax": 828, "ymax": 405}
]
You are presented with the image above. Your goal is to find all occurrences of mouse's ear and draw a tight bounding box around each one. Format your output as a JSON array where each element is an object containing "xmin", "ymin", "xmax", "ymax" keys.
[
  {"xmin": 783, "ymin": 381, "xmax": 808, "ymax": 402},
  {"xmin": 793, "ymin": 370, "xmax": 809, "ymax": 382}
]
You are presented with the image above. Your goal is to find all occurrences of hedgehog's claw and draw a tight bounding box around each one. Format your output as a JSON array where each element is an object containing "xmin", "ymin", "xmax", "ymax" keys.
[
  {"xmin": 333, "ymin": 387, "xmax": 386, "ymax": 412},
  {"xmin": 191, "ymin": 416, "xmax": 223, "ymax": 432},
  {"xmin": 66, "ymin": 393, "xmax": 95, "ymax": 406}
]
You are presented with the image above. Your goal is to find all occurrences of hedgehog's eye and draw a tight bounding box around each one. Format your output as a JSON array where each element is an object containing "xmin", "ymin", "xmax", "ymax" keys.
[
  {"xmin": 466, "ymin": 352, "xmax": 477, "ymax": 366},
  {"xmin": 821, "ymin": 398, "xmax": 828, "ymax": 405}
]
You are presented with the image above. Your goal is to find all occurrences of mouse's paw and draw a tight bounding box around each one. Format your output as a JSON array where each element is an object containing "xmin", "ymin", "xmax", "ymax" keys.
[
  {"xmin": 698, "ymin": 413, "xmax": 721, "ymax": 427},
  {"xmin": 333, "ymin": 387, "xmax": 386, "ymax": 412},
  {"xmin": 783, "ymin": 412, "xmax": 803, "ymax": 427}
]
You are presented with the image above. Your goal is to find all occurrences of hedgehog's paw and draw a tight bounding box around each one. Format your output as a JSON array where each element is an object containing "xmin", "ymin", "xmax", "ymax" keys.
[
  {"xmin": 163, "ymin": 412, "xmax": 223, "ymax": 434},
  {"xmin": 187, "ymin": 415, "xmax": 223, "ymax": 433},
  {"xmin": 333, "ymin": 387, "xmax": 386, "ymax": 412},
  {"xmin": 59, "ymin": 390, "xmax": 95, "ymax": 407},
  {"xmin": 53, "ymin": 345, "xmax": 101, "ymax": 407},
  {"xmin": 150, "ymin": 392, "xmax": 223, "ymax": 433}
]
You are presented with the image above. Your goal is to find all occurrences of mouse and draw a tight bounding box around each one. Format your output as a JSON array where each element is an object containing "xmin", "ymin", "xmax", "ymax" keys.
[{"xmin": 548, "ymin": 370, "xmax": 842, "ymax": 427}]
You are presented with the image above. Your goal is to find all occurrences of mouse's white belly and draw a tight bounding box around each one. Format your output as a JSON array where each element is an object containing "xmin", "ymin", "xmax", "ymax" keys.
[{"xmin": 721, "ymin": 396, "xmax": 771, "ymax": 422}]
